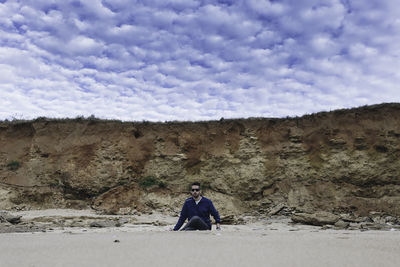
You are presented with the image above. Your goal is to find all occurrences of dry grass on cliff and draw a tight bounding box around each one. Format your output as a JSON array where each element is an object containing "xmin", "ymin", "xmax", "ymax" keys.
[{"xmin": 1, "ymin": 103, "xmax": 398, "ymax": 126}]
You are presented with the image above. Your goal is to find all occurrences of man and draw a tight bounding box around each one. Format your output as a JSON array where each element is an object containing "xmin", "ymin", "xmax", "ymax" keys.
[{"xmin": 173, "ymin": 182, "xmax": 221, "ymax": 231}]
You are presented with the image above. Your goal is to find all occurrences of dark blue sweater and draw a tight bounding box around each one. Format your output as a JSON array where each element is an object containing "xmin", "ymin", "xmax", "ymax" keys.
[{"xmin": 174, "ymin": 197, "xmax": 221, "ymax": 231}]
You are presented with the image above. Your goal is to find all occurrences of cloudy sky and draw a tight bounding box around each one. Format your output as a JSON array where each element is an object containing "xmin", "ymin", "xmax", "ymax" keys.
[{"xmin": 0, "ymin": 0, "xmax": 399, "ymax": 121}]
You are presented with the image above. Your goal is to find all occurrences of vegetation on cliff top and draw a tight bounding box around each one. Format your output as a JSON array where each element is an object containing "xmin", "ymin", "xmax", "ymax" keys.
[{"xmin": 1, "ymin": 103, "xmax": 399, "ymax": 126}]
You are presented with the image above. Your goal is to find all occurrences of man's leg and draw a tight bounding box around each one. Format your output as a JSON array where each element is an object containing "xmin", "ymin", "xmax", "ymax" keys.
[{"xmin": 182, "ymin": 216, "xmax": 209, "ymax": 231}]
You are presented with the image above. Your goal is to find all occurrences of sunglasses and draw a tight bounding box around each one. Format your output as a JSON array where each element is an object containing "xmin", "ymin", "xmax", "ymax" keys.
[{"xmin": 191, "ymin": 188, "xmax": 200, "ymax": 192}]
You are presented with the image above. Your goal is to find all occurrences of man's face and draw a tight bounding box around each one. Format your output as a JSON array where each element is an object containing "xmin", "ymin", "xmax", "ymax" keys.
[{"xmin": 191, "ymin": 185, "xmax": 201, "ymax": 198}]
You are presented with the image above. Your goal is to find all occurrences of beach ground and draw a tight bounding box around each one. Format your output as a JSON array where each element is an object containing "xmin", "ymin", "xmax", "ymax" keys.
[{"xmin": 1, "ymin": 216, "xmax": 400, "ymax": 267}]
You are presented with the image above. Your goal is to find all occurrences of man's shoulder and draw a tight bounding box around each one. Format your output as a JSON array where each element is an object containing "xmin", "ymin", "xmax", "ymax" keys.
[
  {"xmin": 201, "ymin": 197, "xmax": 212, "ymax": 203},
  {"xmin": 184, "ymin": 197, "xmax": 193, "ymax": 203}
]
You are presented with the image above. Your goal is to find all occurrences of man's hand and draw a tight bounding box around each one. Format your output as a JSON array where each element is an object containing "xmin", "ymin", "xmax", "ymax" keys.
[{"xmin": 216, "ymin": 223, "xmax": 221, "ymax": 230}]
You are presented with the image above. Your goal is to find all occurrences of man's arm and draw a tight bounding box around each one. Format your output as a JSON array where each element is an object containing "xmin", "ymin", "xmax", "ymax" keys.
[
  {"xmin": 173, "ymin": 201, "xmax": 188, "ymax": 231},
  {"xmin": 209, "ymin": 200, "xmax": 221, "ymax": 229}
]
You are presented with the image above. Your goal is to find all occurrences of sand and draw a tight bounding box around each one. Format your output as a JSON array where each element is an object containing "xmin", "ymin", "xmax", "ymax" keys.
[
  {"xmin": 1, "ymin": 209, "xmax": 400, "ymax": 266},
  {"xmin": 1, "ymin": 218, "xmax": 400, "ymax": 267}
]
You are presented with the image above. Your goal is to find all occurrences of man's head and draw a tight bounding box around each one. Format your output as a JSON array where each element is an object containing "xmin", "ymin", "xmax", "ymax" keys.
[{"xmin": 190, "ymin": 182, "xmax": 201, "ymax": 198}]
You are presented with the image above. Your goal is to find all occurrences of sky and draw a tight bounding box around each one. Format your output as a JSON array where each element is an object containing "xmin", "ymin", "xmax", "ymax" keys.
[{"xmin": 0, "ymin": 0, "xmax": 399, "ymax": 121}]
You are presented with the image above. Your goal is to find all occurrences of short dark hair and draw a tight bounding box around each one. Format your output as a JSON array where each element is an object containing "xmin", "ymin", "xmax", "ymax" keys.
[{"xmin": 191, "ymin": 182, "xmax": 201, "ymax": 188}]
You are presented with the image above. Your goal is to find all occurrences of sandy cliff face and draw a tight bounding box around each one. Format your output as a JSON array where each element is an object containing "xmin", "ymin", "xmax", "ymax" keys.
[{"xmin": 1, "ymin": 103, "xmax": 400, "ymax": 219}]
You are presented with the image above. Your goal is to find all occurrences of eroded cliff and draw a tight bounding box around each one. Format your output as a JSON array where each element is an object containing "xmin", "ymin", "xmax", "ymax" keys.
[{"xmin": 1, "ymin": 103, "xmax": 400, "ymax": 221}]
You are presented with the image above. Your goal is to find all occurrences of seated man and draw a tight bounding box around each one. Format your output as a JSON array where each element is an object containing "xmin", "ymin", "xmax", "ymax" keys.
[{"xmin": 173, "ymin": 182, "xmax": 221, "ymax": 231}]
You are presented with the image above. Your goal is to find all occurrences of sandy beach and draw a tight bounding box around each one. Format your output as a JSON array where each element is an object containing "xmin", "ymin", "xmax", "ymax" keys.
[
  {"xmin": 1, "ymin": 210, "xmax": 400, "ymax": 267},
  {"xmin": 1, "ymin": 229, "xmax": 400, "ymax": 267}
]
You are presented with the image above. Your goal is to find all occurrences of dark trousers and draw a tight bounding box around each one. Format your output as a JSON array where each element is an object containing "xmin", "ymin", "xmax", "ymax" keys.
[{"xmin": 182, "ymin": 216, "xmax": 210, "ymax": 231}]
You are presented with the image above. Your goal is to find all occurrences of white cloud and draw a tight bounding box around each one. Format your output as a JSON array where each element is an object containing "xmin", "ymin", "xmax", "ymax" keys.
[
  {"xmin": 0, "ymin": 0, "xmax": 399, "ymax": 121},
  {"xmin": 310, "ymin": 35, "xmax": 339, "ymax": 56},
  {"xmin": 246, "ymin": 0, "xmax": 287, "ymax": 17},
  {"xmin": 67, "ymin": 36, "xmax": 104, "ymax": 55}
]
